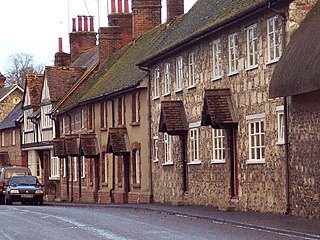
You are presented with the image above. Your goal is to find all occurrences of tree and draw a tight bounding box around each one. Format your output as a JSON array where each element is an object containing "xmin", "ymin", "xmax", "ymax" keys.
[{"xmin": 4, "ymin": 53, "xmax": 44, "ymax": 87}]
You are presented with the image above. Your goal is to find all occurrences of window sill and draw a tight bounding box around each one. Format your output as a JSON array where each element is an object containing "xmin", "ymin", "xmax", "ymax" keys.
[
  {"xmin": 133, "ymin": 183, "xmax": 141, "ymax": 188},
  {"xmin": 101, "ymin": 182, "xmax": 108, "ymax": 187},
  {"xmin": 49, "ymin": 176, "xmax": 60, "ymax": 181},
  {"xmin": 245, "ymin": 65, "xmax": 258, "ymax": 72},
  {"xmin": 153, "ymin": 159, "xmax": 159, "ymax": 163},
  {"xmin": 162, "ymin": 162, "xmax": 173, "ymax": 166},
  {"xmin": 227, "ymin": 71, "xmax": 239, "ymax": 77},
  {"xmin": 174, "ymin": 88, "xmax": 183, "ymax": 93},
  {"xmin": 42, "ymin": 127, "xmax": 53, "ymax": 130},
  {"xmin": 187, "ymin": 85, "xmax": 196, "ymax": 91},
  {"xmin": 152, "ymin": 96, "xmax": 160, "ymax": 101},
  {"xmin": 212, "ymin": 76, "xmax": 222, "ymax": 81},
  {"xmin": 100, "ymin": 127, "xmax": 108, "ymax": 131},
  {"xmin": 246, "ymin": 159, "xmax": 265, "ymax": 165},
  {"xmin": 211, "ymin": 160, "xmax": 226, "ymax": 164},
  {"xmin": 266, "ymin": 58, "xmax": 279, "ymax": 66},
  {"xmin": 87, "ymin": 129, "xmax": 95, "ymax": 133},
  {"xmin": 187, "ymin": 161, "xmax": 201, "ymax": 165},
  {"xmin": 130, "ymin": 122, "xmax": 140, "ymax": 127},
  {"xmin": 276, "ymin": 141, "xmax": 285, "ymax": 146},
  {"xmin": 162, "ymin": 93, "xmax": 171, "ymax": 97},
  {"xmin": 24, "ymin": 129, "xmax": 34, "ymax": 133}
]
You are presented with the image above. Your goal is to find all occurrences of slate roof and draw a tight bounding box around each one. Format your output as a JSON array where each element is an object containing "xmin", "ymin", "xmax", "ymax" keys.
[
  {"xmin": 269, "ymin": 1, "xmax": 320, "ymax": 98},
  {"xmin": 23, "ymin": 74, "xmax": 43, "ymax": 109},
  {"xmin": 201, "ymin": 89, "xmax": 237, "ymax": 129},
  {"xmin": 0, "ymin": 85, "xmax": 23, "ymax": 102},
  {"xmin": 138, "ymin": 0, "xmax": 288, "ymax": 65},
  {"xmin": 159, "ymin": 101, "xmax": 188, "ymax": 135},
  {"xmin": 0, "ymin": 102, "xmax": 22, "ymax": 130}
]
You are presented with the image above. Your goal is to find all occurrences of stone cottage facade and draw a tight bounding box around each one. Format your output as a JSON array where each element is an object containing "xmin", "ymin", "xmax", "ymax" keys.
[{"xmin": 138, "ymin": 0, "xmax": 316, "ymax": 215}]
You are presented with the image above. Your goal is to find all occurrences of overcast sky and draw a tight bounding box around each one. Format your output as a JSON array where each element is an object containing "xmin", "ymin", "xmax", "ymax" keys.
[{"xmin": 0, "ymin": 0, "xmax": 196, "ymax": 72}]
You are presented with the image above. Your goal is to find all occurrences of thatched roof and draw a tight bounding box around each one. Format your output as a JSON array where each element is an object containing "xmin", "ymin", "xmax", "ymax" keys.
[{"xmin": 269, "ymin": 1, "xmax": 320, "ymax": 98}]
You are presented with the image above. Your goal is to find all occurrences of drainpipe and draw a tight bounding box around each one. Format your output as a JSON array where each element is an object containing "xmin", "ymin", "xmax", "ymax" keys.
[
  {"xmin": 30, "ymin": 117, "xmax": 39, "ymax": 144},
  {"xmin": 268, "ymin": 2, "xmax": 290, "ymax": 215},
  {"xmin": 66, "ymin": 113, "xmax": 73, "ymax": 203},
  {"xmin": 138, "ymin": 66, "xmax": 153, "ymax": 202},
  {"xmin": 107, "ymin": 99, "xmax": 115, "ymax": 202}
]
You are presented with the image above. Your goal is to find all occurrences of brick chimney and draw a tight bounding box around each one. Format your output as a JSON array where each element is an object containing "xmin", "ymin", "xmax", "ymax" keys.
[
  {"xmin": 167, "ymin": 0, "xmax": 184, "ymax": 22},
  {"xmin": 108, "ymin": 0, "xmax": 133, "ymax": 47},
  {"xmin": 132, "ymin": 0, "xmax": 161, "ymax": 39},
  {"xmin": 98, "ymin": 26, "xmax": 122, "ymax": 63},
  {"xmin": 70, "ymin": 15, "xmax": 97, "ymax": 62},
  {"xmin": 0, "ymin": 72, "xmax": 5, "ymax": 88},
  {"xmin": 54, "ymin": 37, "xmax": 71, "ymax": 67}
]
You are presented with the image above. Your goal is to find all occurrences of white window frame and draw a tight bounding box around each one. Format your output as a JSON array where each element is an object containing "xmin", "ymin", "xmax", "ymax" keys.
[
  {"xmin": 81, "ymin": 156, "xmax": 86, "ymax": 178},
  {"xmin": 41, "ymin": 104, "xmax": 52, "ymax": 129},
  {"xmin": 104, "ymin": 153, "xmax": 108, "ymax": 183},
  {"xmin": 163, "ymin": 63, "xmax": 171, "ymax": 96},
  {"xmin": 153, "ymin": 136, "xmax": 159, "ymax": 162},
  {"xmin": 228, "ymin": 33, "xmax": 239, "ymax": 75},
  {"xmin": 246, "ymin": 113, "xmax": 265, "ymax": 164},
  {"xmin": 212, "ymin": 129, "xmax": 225, "ymax": 163},
  {"xmin": 175, "ymin": 57, "xmax": 183, "ymax": 91},
  {"xmin": 121, "ymin": 96, "xmax": 125, "ymax": 125},
  {"xmin": 163, "ymin": 133, "xmax": 173, "ymax": 165},
  {"xmin": 188, "ymin": 52, "xmax": 196, "ymax": 87},
  {"xmin": 189, "ymin": 122, "xmax": 201, "ymax": 164},
  {"xmin": 73, "ymin": 157, "xmax": 77, "ymax": 181},
  {"xmin": 24, "ymin": 109, "xmax": 33, "ymax": 132},
  {"xmin": 133, "ymin": 92, "xmax": 139, "ymax": 123},
  {"xmin": 12, "ymin": 130, "xmax": 16, "ymax": 146},
  {"xmin": 267, "ymin": 15, "xmax": 280, "ymax": 63},
  {"xmin": 212, "ymin": 39, "xmax": 222, "ymax": 80},
  {"xmin": 276, "ymin": 105, "xmax": 285, "ymax": 145},
  {"xmin": 134, "ymin": 149, "xmax": 140, "ymax": 184},
  {"xmin": 81, "ymin": 108, "xmax": 85, "ymax": 129},
  {"xmin": 153, "ymin": 67, "xmax": 160, "ymax": 99},
  {"xmin": 1, "ymin": 132, "xmax": 4, "ymax": 147},
  {"xmin": 50, "ymin": 150, "xmax": 60, "ymax": 179},
  {"xmin": 246, "ymin": 24, "xmax": 258, "ymax": 69},
  {"xmin": 63, "ymin": 158, "xmax": 67, "ymax": 178}
]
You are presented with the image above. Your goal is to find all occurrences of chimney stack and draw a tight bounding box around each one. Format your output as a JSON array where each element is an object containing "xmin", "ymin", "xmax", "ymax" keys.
[
  {"xmin": 99, "ymin": 26, "xmax": 122, "ymax": 63},
  {"xmin": 132, "ymin": 0, "xmax": 161, "ymax": 39},
  {"xmin": 108, "ymin": 0, "xmax": 133, "ymax": 47},
  {"xmin": 55, "ymin": 38, "xmax": 71, "ymax": 67},
  {"xmin": 167, "ymin": 0, "xmax": 184, "ymax": 22},
  {"xmin": 70, "ymin": 15, "xmax": 97, "ymax": 62},
  {"xmin": 0, "ymin": 72, "xmax": 6, "ymax": 88}
]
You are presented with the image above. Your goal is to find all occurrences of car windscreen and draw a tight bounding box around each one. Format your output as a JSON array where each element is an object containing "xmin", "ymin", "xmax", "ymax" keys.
[
  {"xmin": 4, "ymin": 169, "xmax": 31, "ymax": 180},
  {"xmin": 10, "ymin": 176, "xmax": 37, "ymax": 186}
]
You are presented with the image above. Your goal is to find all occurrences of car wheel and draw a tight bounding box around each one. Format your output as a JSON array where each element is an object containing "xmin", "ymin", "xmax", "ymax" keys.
[{"xmin": 5, "ymin": 197, "xmax": 12, "ymax": 205}]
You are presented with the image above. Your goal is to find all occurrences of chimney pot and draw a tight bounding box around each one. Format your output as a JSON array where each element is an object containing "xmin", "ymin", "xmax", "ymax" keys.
[
  {"xmin": 118, "ymin": 0, "xmax": 123, "ymax": 12},
  {"xmin": 124, "ymin": 0, "xmax": 129, "ymax": 12},
  {"xmin": 84, "ymin": 16, "xmax": 88, "ymax": 31},
  {"xmin": 78, "ymin": 15, "xmax": 83, "ymax": 31},
  {"xmin": 58, "ymin": 38, "xmax": 63, "ymax": 52},
  {"xmin": 89, "ymin": 16, "xmax": 94, "ymax": 31},
  {"xmin": 111, "ymin": 0, "xmax": 116, "ymax": 13},
  {"xmin": 72, "ymin": 18, "xmax": 76, "ymax": 32}
]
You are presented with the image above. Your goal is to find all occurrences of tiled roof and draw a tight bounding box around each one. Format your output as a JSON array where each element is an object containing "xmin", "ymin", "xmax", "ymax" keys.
[
  {"xmin": 201, "ymin": 89, "xmax": 237, "ymax": 129},
  {"xmin": 71, "ymin": 46, "xmax": 99, "ymax": 68},
  {"xmin": 0, "ymin": 85, "xmax": 15, "ymax": 101},
  {"xmin": 80, "ymin": 134, "xmax": 99, "ymax": 157},
  {"xmin": 44, "ymin": 66, "xmax": 85, "ymax": 102},
  {"xmin": 159, "ymin": 101, "xmax": 188, "ymax": 135},
  {"xmin": 107, "ymin": 127, "xmax": 130, "ymax": 155},
  {"xmin": 24, "ymin": 74, "xmax": 43, "ymax": 109},
  {"xmin": 269, "ymin": 1, "xmax": 320, "ymax": 98},
  {"xmin": 0, "ymin": 102, "xmax": 22, "ymax": 130},
  {"xmin": 139, "ymin": 0, "xmax": 283, "ymax": 65}
]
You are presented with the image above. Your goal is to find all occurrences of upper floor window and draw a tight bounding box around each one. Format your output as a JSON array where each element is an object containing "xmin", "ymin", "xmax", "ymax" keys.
[
  {"xmin": 189, "ymin": 127, "xmax": 200, "ymax": 163},
  {"xmin": 212, "ymin": 39, "xmax": 222, "ymax": 80},
  {"xmin": 163, "ymin": 63, "xmax": 171, "ymax": 95},
  {"xmin": 276, "ymin": 105, "xmax": 285, "ymax": 145},
  {"xmin": 247, "ymin": 24, "xmax": 258, "ymax": 68},
  {"xmin": 228, "ymin": 33, "xmax": 239, "ymax": 74},
  {"xmin": 246, "ymin": 113, "xmax": 265, "ymax": 164},
  {"xmin": 164, "ymin": 133, "xmax": 172, "ymax": 164},
  {"xmin": 61, "ymin": 116, "xmax": 66, "ymax": 135},
  {"xmin": 267, "ymin": 15, "xmax": 280, "ymax": 63},
  {"xmin": 1, "ymin": 132, "xmax": 4, "ymax": 147},
  {"xmin": 153, "ymin": 136, "xmax": 159, "ymax": 162},
  {"xmin": 153, "ymin": 67, "xmax": 160, "ymax": 98},
  {"xmin": 188, "ymin": 52, "xmax": 196, "ymax": 87},
  {"xmin": 87, "ymin": 104, "xmax": 95, "ymax": 130},
  {"xmin": 132, "ymin": 148, "xmax": 141, "ymax": 185},
  {"xmin": 175, "ymin": 57, "xmax": 183, "ymax": 91},
  {"xmin": 81, "ymin": 108, "xmax": 85, "ymax": 129},
  {"xmin": 132, "ymin": 92, "xmax": 140, "ymax": 123},
  {"xmin": 24, "ymin": 109, "xmax": 33, "ymax": 132},
  {"xmin": 41, "ymin": 104, "xmax": 52, "ymax": 129},
  {"xmin": 12, "ymin": 130, "xmax": 16, "ymax": 146},
  {"xmin": 100, "ymin": 101, "xmax": 108, "ymax": 129},
  {"xmin": 118, "ymin": 96, "xmax": 125, "ymax": 125},
  {"xmin": 212, "ymin": 129, "xmax": 225, "ymax": 163}
]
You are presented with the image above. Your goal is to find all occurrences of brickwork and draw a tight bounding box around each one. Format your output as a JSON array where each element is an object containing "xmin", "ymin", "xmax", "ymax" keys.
[
  {"xmin": 0, "ymin": 127, "xmax": 22, "ymax": 166},
  {"xmin": 166, "ymin": 0, "xmax": 184, "ymax": 22},
  {"xmin": 288, "ymin": 91, "xmax": 320, "ymax": 219}
]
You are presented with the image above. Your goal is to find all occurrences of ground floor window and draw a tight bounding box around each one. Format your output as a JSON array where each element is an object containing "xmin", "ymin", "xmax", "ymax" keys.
[
  {"xmin": 212, "ymin": 129, "xmax": 225, "ymax": 163},
  {"xmin": 50, "ymin": 151, "xmax": 60, "ymax": 179},
  {"xmin": 189, "ymin": 122, "xmax": 200, "ymax": 163}
]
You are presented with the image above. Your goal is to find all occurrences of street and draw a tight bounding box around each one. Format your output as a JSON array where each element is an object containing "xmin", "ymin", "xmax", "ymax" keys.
[{"xmin": 0, "ymin": 204, "xmax": 312, "ymax": 240}]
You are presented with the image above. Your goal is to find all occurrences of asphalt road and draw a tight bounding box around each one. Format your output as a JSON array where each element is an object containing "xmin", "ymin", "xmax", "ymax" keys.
[{"xmin": 0, "ymin": 204, "xmax": 307, "ymax": 240}]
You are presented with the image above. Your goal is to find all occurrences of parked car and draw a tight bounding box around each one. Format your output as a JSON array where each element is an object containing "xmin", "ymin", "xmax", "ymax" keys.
[
  {"xmin": 0, "ymin": 166, "xmax": 32, "ymax": 204},
  {"xmin": 4, "ymin": 175, "xmax": 44, "ymax": 205}
]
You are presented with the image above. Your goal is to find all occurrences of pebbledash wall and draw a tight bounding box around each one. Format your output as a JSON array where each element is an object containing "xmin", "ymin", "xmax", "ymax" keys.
[{"xmin": 149, "ymin": 0, "xmax": 316, "ymax": 215}]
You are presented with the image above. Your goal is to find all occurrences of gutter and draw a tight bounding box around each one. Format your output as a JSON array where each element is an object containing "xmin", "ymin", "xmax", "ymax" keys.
[
  {"xmin": 138, "ymin": 0, "xmax": 287, "ymax": 66},
  {"xmin": 268, "ymin": 2, "xmax": 290, "ymax": 215},
  {"xmin": 138, "ymin": 66, "xmax": 153, "ymax": 202}
]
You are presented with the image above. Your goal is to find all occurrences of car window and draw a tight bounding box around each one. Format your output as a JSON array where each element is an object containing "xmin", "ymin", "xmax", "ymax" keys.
[
  {"xmin": 4, "ymin": 169, "xmax": 31, "ymax": 179},
  {"xmin": 10, "ymin": 176, "xmax": 37, "ymax": 185}
]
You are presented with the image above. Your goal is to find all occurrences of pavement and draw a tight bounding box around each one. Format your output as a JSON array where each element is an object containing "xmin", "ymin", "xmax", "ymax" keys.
[{"xmin": 46, "ymin": 201, "xmax": 320, "ymax": 240}]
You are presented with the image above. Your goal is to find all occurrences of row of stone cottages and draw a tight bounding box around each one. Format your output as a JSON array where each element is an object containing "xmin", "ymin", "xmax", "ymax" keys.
[{"xmin": 2, "ymin": 0, "xmax": 318, "ymax": 219}]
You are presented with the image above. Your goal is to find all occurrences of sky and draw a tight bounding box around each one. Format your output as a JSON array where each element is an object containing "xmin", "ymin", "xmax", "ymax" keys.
[{"xmin": 0, "ymin": 0, "xmax": 197, "ymax": 73}]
